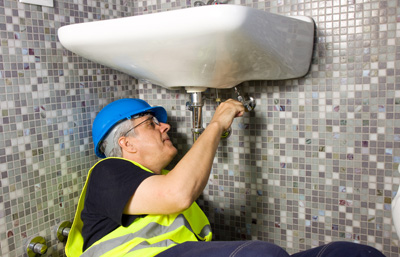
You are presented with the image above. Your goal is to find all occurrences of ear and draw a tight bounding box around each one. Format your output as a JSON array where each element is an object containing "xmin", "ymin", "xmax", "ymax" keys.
[{"xmin": 118, "ymin": 136, "xmax": 137, "ymax": 154}]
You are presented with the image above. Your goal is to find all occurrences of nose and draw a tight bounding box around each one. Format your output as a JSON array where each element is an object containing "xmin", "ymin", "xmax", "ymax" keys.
[{"xmin": 159, "ymin": 122, "xmax": 171, "ymax": 133}]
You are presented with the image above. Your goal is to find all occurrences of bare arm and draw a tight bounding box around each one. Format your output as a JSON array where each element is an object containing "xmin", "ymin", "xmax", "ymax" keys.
[{"xmin": 124, "ymin": 99, "xmax": 244, "ymax": 215}]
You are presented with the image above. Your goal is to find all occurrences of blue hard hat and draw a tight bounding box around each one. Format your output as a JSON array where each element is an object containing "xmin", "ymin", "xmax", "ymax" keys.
[{"xmin": 92, "ymin": 98, "xmax": 167, "ymax": 158}]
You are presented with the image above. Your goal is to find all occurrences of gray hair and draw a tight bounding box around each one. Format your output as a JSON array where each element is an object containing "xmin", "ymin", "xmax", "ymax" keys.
[
  {"xmin": 99, "ymin": 119, "xmax": 134, "ymax": 158},
  {"xmin": 99, "ymin": 112, "xmax": 152, "ymax": 157}
]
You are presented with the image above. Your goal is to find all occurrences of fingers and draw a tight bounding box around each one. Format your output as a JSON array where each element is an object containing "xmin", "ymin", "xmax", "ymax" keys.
[
  {"xmin": 228, "ymin": 99, "xmax": 245, "ymax": 117},
  {"xmin": 220, "ymin": 99, "xmax": 245, "ymax": 117},
  {"xmin": 211, "ymin": 99, "xmax": 245, "ymax": 131}
]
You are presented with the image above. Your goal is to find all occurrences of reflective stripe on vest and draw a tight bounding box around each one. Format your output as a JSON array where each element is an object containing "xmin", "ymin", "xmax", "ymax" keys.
[
  {"xmin": 82, "ymin": 213, "xmax": 212, "ymax": 257},
  {"xmin": 65, "ymin": 157, "xmax": 212, "ymax": 257}
]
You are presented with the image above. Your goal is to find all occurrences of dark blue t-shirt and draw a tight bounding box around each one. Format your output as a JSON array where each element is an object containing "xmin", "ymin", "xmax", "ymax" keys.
[{"xmin": 81, "ymin": 158, "xmax": 155, "ymax": 251}]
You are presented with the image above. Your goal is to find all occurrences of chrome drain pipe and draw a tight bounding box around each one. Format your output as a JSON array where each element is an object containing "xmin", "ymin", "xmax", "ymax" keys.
[{"xmin": 189, "ymin": 92, "xmax": 204, "ymax": 143}]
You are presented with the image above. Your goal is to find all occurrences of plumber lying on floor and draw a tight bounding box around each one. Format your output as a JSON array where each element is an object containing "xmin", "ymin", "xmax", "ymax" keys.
[{"xmin": 65, "ymin": 98, "xmax": 386, "ymax": 257}]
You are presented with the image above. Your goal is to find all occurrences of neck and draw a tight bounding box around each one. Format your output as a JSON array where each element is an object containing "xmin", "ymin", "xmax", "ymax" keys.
[
  {"xmin": 122, "ymin": 152, "xmax": 164, "ymax": 174},
  {"xmin": 139, "ymin": 162, "xmax": 163, "ymax": 174}
]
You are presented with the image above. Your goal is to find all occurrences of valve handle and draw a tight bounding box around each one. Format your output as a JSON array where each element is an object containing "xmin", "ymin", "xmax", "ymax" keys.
[{"xmin": 235, "ymin": 87, "xmax": 256, "ymax": 112}]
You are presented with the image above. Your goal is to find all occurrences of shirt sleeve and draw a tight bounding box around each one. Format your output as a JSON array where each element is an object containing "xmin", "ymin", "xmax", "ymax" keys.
[{"xmin": 85, "ymin": 158, "xmax": 155, "ymax": 226}]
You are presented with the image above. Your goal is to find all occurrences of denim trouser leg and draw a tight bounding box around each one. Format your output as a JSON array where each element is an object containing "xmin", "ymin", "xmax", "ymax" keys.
[
  {"xmin": 156, "ymin": 241, "xmax": 290, "ymax": 257},
  {"xmin": 290, "ymin": 242, "xmax": 386, "ymax": 257},
  {"xmin": 156, "ymin": 241, "xmax": 385, "ymax": 257}
]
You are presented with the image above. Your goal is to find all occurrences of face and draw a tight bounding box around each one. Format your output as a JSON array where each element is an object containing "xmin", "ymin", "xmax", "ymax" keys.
[{"xmin": 124, "ymin": 114, "xmax": 177, "ymax": 172}]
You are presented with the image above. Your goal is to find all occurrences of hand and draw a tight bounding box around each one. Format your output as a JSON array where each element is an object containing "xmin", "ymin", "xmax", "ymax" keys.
[{"xmin": 210, "ymin": 99, "xmax": 245, "ymax": 132}]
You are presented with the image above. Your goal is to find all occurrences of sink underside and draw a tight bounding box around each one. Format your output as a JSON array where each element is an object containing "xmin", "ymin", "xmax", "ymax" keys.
[{"xmin": 58, "ymin": 5, "xmax": 315, "ymax": 91}]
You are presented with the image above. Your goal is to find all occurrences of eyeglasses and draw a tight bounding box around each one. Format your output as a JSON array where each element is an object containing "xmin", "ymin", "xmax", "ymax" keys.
[{"xmin": 123, "ymin": 116, "xmax": 160, "ymax": 137}]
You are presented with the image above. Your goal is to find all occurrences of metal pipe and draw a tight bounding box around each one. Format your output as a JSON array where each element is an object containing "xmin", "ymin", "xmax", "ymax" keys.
[
  {"xmin": 190, "ymin": 92, "xmax": 204, "ymax": 143},
  {"xmin": 26, "ymin": 236, "xmax": 48, "ymax": 256},
  {"xmin": 56, "ymin": 220, "xmax": 72, "ymax": 242}
]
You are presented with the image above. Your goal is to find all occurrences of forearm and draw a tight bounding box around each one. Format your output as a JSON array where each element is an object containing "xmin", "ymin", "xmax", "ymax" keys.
[{"xmin": 168, "ymin": 121, "xmax": 223, "ymax": 203}]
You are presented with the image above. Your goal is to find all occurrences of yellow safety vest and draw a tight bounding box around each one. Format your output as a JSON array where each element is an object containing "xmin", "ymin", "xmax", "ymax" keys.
[{"xmin": 65, "ymin": 157, "xmax": 212, "ymax": 257}]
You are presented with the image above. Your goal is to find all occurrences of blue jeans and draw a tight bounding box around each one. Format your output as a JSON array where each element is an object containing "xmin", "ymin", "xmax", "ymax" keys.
[
  {"xmin": 291, "ymin": 241, "xmax": 385, "ymax": 257},
  {"xmin": 156, "ymin": 241, "xmax": 386, "ymax": 257}
]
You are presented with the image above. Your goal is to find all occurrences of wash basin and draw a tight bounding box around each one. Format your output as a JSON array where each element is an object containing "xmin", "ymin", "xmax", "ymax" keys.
[{"xmin": 58, "ymin": 5, "xmax": 315, "ymax": 92}]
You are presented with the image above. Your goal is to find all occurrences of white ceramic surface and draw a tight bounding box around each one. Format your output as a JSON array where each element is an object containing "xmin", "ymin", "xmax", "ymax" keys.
[{"xmin": 58, "ymin": 5, "xmax": 315, "ymax": 92}]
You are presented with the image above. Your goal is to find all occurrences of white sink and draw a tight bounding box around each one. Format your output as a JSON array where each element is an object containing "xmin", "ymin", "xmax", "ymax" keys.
[{"xmin": 58, "ymin": 5, "xmax": 315, "ymax": 92}]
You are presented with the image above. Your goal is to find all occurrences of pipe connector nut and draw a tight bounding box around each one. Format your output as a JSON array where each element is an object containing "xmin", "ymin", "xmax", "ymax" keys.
[{"xmin": 26, "ymin": 236, "xmax": 48, "ymax": 256}]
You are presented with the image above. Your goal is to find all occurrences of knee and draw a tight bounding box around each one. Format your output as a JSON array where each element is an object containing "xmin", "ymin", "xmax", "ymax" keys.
[
  {"xmin": 240, "ymin": 241, "xmax": 290, "ymax": 257},
  {"xmin": 323, "ymin": 242, "xmax": 385, "ymax": 257}
]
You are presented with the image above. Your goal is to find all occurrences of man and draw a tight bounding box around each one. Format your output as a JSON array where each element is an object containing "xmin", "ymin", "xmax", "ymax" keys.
[{"xmin": 65, "ymin": 98, "xmax": 386, "ymax": 257}]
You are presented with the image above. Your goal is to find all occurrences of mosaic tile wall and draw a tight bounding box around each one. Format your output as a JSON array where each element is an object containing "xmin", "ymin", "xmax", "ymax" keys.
[{"xmin": 0, "ymin": 0, "xmax": 399, "ymax": 256}]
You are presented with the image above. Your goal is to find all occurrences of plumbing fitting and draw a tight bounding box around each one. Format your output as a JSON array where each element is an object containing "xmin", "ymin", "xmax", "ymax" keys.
[
  {"xmin": 214, "ymin": 87, "xmax": 256, "ymax": 139},
  {"xmin": 187, "ymin": 92, "xmax": 205, "ymax": 142},
  {"xmin": 26, "ymin": 236, "xmax": 48, "ymax": 256},
  {"xmin": 193, "ymin": 1, "xmax": 205, "ymax": 6},
  {"xmin": 186, "ymin": 87, "xmax": 255, "ymax": 142},
  {"xmin": 207, "ymin": 0, "xmax": 230, "ymax": 4},
  {"xmin": 56, "ymin": 220, "xmax": 72, "ymax": 242},
  {"xmin": 235, "ymin": 86, "xmax": 256, "ymax": 112},
  {"xmin": 193, "ymin": 0, "xmax": 230, "ymax": 6}
]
